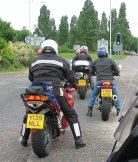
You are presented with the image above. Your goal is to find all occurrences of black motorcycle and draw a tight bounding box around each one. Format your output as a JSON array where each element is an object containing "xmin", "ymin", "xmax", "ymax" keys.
[
  {"xmin": 97, "ymin": 80, "xmax": 118, "ymax": 121},
  {"xmin": 72, "ymin": 60, "xmax": 91, "ymax": 99}
]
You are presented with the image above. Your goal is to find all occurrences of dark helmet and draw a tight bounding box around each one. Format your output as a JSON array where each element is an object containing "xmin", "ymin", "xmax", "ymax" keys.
[{"xmin": 97, "ymin": 49, "xmax": 106, "ymax": 57}]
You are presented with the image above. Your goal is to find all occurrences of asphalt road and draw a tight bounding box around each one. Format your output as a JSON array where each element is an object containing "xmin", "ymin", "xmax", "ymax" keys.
[{"xmin": 0, "ymin": 56, "xmax": 138, "ymax": 162}]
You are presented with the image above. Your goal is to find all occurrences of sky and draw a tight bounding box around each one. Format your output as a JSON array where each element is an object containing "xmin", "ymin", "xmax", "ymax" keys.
[{"xmin": 0, "ymin": 0, "xmax": 138, "ymax": 37}]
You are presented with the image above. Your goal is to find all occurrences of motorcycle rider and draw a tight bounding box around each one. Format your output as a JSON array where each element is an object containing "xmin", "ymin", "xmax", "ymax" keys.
[
  {"xmin": 87, "ymin": 49, "xmax": 121, "ymax": 116},
  {"xmin": 72, "ymin": 45, "xmax": 94, "ymax": 89},
  {"xmin": 75, "ymin": 48, "xmax": 81, "ymax": 55},
  {"xmin": 20, "ymin": 39, "xmax": 86, "ymax": 149}
]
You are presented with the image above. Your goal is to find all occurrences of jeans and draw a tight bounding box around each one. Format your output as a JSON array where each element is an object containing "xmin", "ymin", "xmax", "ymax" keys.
[{"xmin": 88, "ymin": 80, "xmax": 121, "ymax": 109}]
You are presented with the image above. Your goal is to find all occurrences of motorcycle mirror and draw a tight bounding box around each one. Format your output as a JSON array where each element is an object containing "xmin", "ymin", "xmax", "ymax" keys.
[{"xmin": 136, "ymin": 91, "xmax": 138, "ymax": 96}]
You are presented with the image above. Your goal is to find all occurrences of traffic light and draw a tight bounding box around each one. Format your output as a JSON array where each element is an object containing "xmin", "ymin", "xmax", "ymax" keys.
[{"xmin": 116, "ymin": 33, "xmax": 121, "ymax": 45}]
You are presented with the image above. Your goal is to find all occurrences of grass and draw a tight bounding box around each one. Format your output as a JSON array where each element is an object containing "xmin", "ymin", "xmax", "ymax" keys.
[{"xmin": 59, "ymin": 52, "xmax": 127, "ymax": 60}]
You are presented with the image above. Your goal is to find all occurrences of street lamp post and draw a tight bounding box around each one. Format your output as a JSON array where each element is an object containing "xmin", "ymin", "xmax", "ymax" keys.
[
  {"xmin": 109, "ymin": 0, "xmax": 112, "ymax": 58},
  {"xmin": 29, "ymin": 0, "xmax": 31, "ymax": 33},
  {"xmin": 29, "ymin": 0, "xmax": 33, "ymax": 43}
]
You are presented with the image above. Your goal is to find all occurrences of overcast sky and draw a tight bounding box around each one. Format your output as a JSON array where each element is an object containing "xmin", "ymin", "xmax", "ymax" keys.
[{"xmin": 0, "ymin": 0, "xmax": 138, "ymax": 37}]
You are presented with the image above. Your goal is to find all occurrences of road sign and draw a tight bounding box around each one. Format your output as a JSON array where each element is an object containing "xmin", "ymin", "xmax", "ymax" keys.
[
  {"xmin": 73, "ymin": 45, "xmax": 81, "ymax": 50},
  {"xmin": 97, "ymin": 38, "xmax": 108, "ymax": 53},
  {"xmin": 25, "ymin": 36, "xmax": 45, "ymax": 46},
  {"xmin": 113, "ymin": 42, "xmax": 123, "ymax": 52}
]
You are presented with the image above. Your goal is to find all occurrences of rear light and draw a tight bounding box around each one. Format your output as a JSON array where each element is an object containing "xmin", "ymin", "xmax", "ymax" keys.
[
  {"xmin": 24, "ymin": 95, "xmax": 49, "ymax": 101},
  {"xmin": 102, "ymin": 81, "xmax": 111, "ymax": 86},
  {"xmin": 30, "ymin": 129, "xmax": 38, "ymax": 133},
  {"xmin": 84, "ymin": 73, "xmax": 88, "ymax": 76}
]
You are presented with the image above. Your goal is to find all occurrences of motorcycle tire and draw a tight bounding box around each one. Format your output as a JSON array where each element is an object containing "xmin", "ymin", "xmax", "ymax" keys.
[
  {"xmin": 79, "ymin": 87, "xmax": 86, "ymax": 99},
  {"xmin": 101, "ymin": 98, "xmax": 111, "ymax": 121},
  {"xmin": 31, "ymin": 117, "xmax": 52, "ymax": 157}
]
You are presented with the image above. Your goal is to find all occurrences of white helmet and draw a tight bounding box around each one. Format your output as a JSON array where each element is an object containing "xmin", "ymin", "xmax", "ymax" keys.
[
  {"xmin": 80, "ymin": 45, "xmax": 88, "ymax": 53},
  {"xmin": 41, "ymin": 39, "xmax": 58, "ymax": 55}
]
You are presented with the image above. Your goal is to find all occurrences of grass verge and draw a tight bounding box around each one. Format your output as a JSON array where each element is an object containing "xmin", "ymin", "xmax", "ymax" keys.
[{"xmin": 59, "ymin": 52, "xmax": 127, "ymax": 60}]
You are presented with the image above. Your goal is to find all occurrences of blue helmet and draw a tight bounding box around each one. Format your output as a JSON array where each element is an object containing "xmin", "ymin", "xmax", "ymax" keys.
[{"xmin": 97, "ymin": 50, "xmax": 106, "ymax": 57}]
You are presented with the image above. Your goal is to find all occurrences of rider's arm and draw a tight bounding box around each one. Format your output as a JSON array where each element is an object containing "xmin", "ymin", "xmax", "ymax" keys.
[
  {"xmin": 112, "ymin": 60, "xmax": 120, "ymax": 76},
  {"xmin": 28, "ymin": 64, "xmax": 33, "ymax": 82},
  {"xmin": 90, "ymin": 61, "xmax": 96, "ymax": 76},
  {"xmin": 63, "ymin": 60, "xmax": 77, "ymax": 88}
]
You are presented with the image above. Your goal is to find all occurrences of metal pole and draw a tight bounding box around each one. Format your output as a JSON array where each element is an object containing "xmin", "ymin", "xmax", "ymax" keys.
[
  {"xmin": 29, "ymin": 0, "xmax": 31, "ymax": 32},
  {"xmin": 117, "ymin": 45, "xmax": 120, "ymax": 67},
  {"xmin": 29, "ymin": 0, "xmax": 33, "ymax": 44},
  {"xmin": 109, "ymin": 0, "xmax": 112, "ymax": 58},
  {"xmin": 29, "ymin": 0, "xmax": 31, "ymax": 43}
]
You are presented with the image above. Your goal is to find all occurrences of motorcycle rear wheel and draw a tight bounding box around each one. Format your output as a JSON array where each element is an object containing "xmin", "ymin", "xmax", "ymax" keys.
[
  {"xmin": 101, "ymin": 98, "xmax": 111, "ymax": 121},
  {"xmin": 79, "ymin": 87, "xmax": 86, "ymax": 99},
  {"xmin": 31, "ymin": 117, "xmax": 52, "ymax": 157}
]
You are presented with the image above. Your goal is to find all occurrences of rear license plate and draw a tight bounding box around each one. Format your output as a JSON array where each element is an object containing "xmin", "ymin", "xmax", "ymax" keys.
[
  {"xmin": 78, "ymin": 79, "xmax": 86, "ymax": 86},
  {"xmin": 101, "ymin": 89, "xmax": 112, "ymax": 97},
  {"xmin": 26, "ymin": 114, "xmax": 44, "ymax": 129}
]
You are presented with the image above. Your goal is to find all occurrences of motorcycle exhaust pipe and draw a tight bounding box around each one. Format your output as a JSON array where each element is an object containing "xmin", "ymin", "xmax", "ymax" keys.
[{"xmin": 112, "ymin": 95, "xmax": 118, "ymax": 101}]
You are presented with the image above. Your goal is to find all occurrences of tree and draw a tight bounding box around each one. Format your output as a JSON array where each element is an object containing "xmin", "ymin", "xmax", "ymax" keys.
[
  {"xmin": 13, "ymin": 27, "xmax": 30, "ymax": 42},
  {"xmin": 50, "ymin": 18, "xmax": 57, "ymax": 41},
  {"xmin": 0, "ymin": 18, "xmax": 14, "ymax": 42},
  {"xmin": 117, "ymin": 2, "xmax": 132, "ymax": 50},
  {"xmin": 69, "ymin": 15, "xmax": 78, "ymax": 47},
  {"xmin": 77, "ymin": 0, "xmax": 99, "ymax": 50},
  {"xmin": 58, "ymin": 15, "xmax": 69, "ymax": 45},
  {"xmin": 110, "ymin": 9, "xmax": 118, "ymax": 43},
  {"xmin": 129, "ymin": 36, "xmax": 138, "ymax": 52},
  {"xmin": 100, "ymin": 12, "xmax": 108, "ymax": 40},
  {"xmin": 37, "ymin": 5, "xmax": 51, "ymax": 39}
]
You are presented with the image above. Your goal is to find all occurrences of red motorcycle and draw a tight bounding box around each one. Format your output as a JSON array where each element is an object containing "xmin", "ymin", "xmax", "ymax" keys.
[{"xmin": 21, "ymin": 80, "xmax": 75, "ymax": 157}]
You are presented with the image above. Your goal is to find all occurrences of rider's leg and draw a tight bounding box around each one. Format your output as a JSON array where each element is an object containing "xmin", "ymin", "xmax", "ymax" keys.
[{"xmin": 56, "ymin": 96, "xmax": 86, "ymax": 149}]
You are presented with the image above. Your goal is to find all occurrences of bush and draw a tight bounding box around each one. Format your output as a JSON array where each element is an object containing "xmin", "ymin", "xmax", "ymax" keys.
[
  {"xmin": 0, "ymin": 37, "xmax": 6, "ymax": 50},
  {"xmin": 123, "ymin": 50, "xmax": 130, "ymax": 55},
  {"xmin": 59, "ymin": 45, "xmax": 74, "ymax": 53},
  {"xmin": 0, "ymin": 43, "xmax": 21, "ymax": 70},
  {"xmin": 10, "ymin": 42, "xmax": 36, "ymax": 66}
]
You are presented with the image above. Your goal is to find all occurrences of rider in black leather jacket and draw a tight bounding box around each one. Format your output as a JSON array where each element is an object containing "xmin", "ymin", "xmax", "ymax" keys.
[{"xmin": 20, "ymin": 39, "xmax": 86, "ymax": 149}]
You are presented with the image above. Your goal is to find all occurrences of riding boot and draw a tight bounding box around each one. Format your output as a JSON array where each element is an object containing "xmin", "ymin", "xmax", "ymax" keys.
[
  {"xmin": 69, "ymin": 121, "xmax": 86, "ymax": 149},
  {"xmin": 75, "ymin": 137, "xmax": 86, "ymax": 149},
  {"xmin": 20, "ymin": 123, "xmax": 30, "ymax": 146},
  {"xmin": 20, "ymin": 115, "xmax": 30, "ymax": 147},
  {"xmin": 87, "ymin": 106, "xmax": 93, "ymax": 116},
  {"xmin": 116, "ymin": 108, "xmax": 120, "ymax": 116}
]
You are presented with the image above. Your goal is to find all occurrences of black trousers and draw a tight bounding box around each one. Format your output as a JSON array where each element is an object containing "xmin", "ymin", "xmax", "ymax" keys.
[
  {"xmin": 56, "ymin": 96, "xmax": 82, "ymax": 140},
  {"xmin": 21, "ymin": 96, "xmax": 82, "ymax": 141}
]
